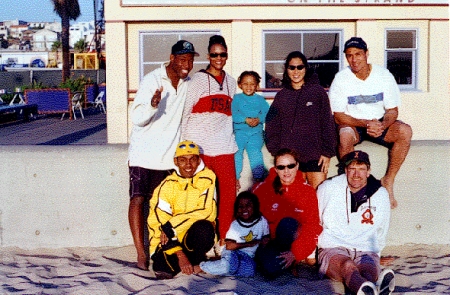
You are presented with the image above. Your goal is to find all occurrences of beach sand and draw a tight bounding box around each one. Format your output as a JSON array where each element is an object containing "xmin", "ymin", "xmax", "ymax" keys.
[{"xmin": 1, "ymin": 244, "xmax": 449, "ymax": 294}]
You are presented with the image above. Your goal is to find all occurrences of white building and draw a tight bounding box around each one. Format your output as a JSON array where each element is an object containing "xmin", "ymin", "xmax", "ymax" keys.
[
  {"xmin": 69, "ymin": 21, "xmax": 95, "ymax": 48},
  {"xmin": 32, "ymin": 29, "xmax": 59, "ymax": 51},
  {"xmin": 0, "ymin": 25, "xmax": 8, "ymax": 39},
  {"xmin": 28, "ymin": 21, "xmax": 62, "ymax": 33}
]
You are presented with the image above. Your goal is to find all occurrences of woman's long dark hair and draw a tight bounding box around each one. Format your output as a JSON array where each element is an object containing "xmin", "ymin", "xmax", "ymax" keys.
[
  {"xmin": 273, "ymin": 148, "xmax": 299, "ymax": 195},
  {"xmin": 281, "ymin": 51, "xmax": 312, "ymax": 88}
]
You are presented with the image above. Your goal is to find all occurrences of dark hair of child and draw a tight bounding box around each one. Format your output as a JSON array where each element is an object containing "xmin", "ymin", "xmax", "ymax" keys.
[
  {"xmin": 233, "ymin": 191, "xmax": 262, "ymax": 221},
  {"xmin": 237, "ymin": 71, "xmax": 261, "ymax": 85},
  {"xmin": 273, "ymin": 148, "xmax": 299, "ymax": 195}
]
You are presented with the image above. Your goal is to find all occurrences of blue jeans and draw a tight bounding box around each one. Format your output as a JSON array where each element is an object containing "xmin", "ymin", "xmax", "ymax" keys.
[{"xmin": 200, "ymin": 248, "xmax": 256, "ymax": 277}]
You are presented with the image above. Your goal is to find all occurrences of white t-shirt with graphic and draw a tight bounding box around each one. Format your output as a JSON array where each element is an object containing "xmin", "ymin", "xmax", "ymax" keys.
[
  {"xmin": 225, "ymin": 216, "xmax": 269, "ymax": 258},
  {"xmin": 329, "ymin": 65, "xmax": 401, "ymax": 120}
]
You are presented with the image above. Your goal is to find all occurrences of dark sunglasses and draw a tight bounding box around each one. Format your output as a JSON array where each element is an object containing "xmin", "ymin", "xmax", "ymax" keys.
[
  {"xmin": 287, "ymin": 65, "xmax": 306, "ymax": 71},
  {"xmin": 209, "ymin": 52, "xmax": 228, "ymax": 58},
  {"xmin": 179, "ymin": 143, "xmax": 196, "ymax": 149},
  {"xmin": 275, "ymin": 163, "xmax": 297, "ymax": 170}
]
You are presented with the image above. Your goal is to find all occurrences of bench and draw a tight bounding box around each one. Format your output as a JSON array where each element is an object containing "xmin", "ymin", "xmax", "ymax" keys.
[{"xmin": 0, "ymin": 104, "xmax": 38, "ymax": 121}]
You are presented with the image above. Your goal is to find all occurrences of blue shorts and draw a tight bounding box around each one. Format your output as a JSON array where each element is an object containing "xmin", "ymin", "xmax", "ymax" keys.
[{"xmin": 128, "ymin": 166, "xmax": 172, "ymax": 199}]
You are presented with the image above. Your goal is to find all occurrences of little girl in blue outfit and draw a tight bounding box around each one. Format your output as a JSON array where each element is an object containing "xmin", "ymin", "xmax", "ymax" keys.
[
  {"xmin": 199, "ymin": 191, "xmax": 269, "ymax": 277},
  {"xmin": 232, "ymin": 71, "xmax": 270, "ymax": 189}
]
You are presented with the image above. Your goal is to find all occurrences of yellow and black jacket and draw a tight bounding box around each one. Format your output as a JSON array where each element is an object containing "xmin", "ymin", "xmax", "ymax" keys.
[{"xmin": 148, "ymin": 161, "xmax": 217, "ymax": 256}]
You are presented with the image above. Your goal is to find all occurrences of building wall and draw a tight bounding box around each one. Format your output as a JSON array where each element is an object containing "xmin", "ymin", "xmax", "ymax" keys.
[
  {"xmin": 0, "ymin": 142, "xmax": 448, "ymax": 249},
  {"xmin": 105, "ymin": 1, "xmax": 449, "ymax": 144}
]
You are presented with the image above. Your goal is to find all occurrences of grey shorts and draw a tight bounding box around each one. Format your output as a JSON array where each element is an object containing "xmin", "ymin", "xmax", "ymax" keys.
[{"xmin": 317, "ymin": 247, "xmax": 380, "ymax": 278}]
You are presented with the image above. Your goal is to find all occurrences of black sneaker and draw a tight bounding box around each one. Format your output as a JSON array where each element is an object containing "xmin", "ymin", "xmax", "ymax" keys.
[
  {"xmin": 154, "ymin": 270, "xmax": 174, "ymax": 280},
  {"xmin": 377, "ymin": 269, "xmax": 395, "ymax": 295}
]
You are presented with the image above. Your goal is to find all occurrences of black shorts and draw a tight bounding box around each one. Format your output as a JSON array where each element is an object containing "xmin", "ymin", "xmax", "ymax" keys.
[
  {"xmin": 299, "ymin": 160, "xmax": 323, "ymax": 173},
  {"xmin": 355, "ymin": 126, "xmax": 393, "ymax": 149},
  {"xmin": 128, "ymin": 166, "xmax": 172, "ymax": 199}
]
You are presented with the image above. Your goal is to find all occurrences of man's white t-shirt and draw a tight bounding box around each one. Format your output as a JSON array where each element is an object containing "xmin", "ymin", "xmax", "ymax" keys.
[{"xmin": 329, "ymin": 65, "xmax": 401, "ymax": 120}]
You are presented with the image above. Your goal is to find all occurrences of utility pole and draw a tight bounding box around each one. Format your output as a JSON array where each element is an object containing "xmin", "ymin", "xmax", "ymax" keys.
[{"xmin": 93, "ymin": 0, "xmax": 104, "ymax": 68}]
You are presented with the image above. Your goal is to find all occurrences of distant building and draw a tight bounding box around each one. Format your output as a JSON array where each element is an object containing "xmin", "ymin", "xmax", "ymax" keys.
[
  {"xmin": 32, "ymin": 29, "xmax": 59, "ymax": 51},
  {"xmin": 69, "ymin": 21, "xmax": 95, "ymax": 49},
  {"xmin": 0, "ymin": 25, "xmax": 8, "ymax": 39},
  {"xmin": 9, "ymin": 24, "xmax": 28, "ymax": 39}
]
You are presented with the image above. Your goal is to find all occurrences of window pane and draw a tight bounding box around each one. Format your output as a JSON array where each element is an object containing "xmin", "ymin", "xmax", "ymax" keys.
[
  {"xmin": 265, "ymin": 62, "xmax": 284, "ymax": 88},
  {"xmin": 140, "ymin": 31, "xmax": 219, "ymax": 80},
  {"xmin": 263, "ymin": 31, "xmax": 341, "ymax": 89},
  {"xmin": 387, "ymin": 51, "xmax": 413, "ymax": 85},
  {"xmin": 265, "ymin": 33, "xmax": 302, "ymax": 60},
  {"xmin": 143, "ymin": 64, "xmax": 159, "ymax": 77},
  {"xmin": 179, "ymin": 33, "xmax": 211, "ymax": 62},
  {"xmin": 304, "ymin": 33, "xmax": 340, "ymax": 60},
  {"xmin": 143, "ymin": 34, "xmax": 178, "ymax": 62},
  {"xmin": 386, "ymin": 30, "xmax": 416, "ymax": 49},
  {"xmin": 309, "ymin": 62, "xmax": 340, "ymax": 89}
]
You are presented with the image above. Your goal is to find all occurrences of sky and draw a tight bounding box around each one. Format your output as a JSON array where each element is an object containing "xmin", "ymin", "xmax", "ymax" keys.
[{"xmin": 0, "ymin": 0, "xmax": 96, "ymax": 23}]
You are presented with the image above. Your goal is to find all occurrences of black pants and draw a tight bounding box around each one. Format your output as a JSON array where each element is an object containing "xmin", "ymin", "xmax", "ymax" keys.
[
  {"xmin": 255, "ymin": 217, "xmax": 299, "ymax": 279},
  {"xmin": 151, "ymin": 220, "xmax": 215, "ymax": 276}
]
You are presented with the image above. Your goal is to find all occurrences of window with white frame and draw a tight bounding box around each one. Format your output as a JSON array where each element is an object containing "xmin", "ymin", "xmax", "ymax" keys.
[
  {"xmin": 263, "ymin": 30, "xmax": 341, "ymax": 89},
  {"xmin": 139, "ymin": 31, "xmax": 220, "ymax": 81},
  {"xmin": 385, "ymin": 29, "xmax": 417, "ymax": 89}
]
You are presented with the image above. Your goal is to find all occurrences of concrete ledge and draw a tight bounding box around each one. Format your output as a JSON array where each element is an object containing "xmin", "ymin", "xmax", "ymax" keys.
[{"xmin": 0, "ymin": 141, "xmax": 448, "ymax": 249}]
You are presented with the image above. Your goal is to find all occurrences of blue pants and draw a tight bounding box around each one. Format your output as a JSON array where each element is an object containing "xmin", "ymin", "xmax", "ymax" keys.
[
  {"xmin": 234, "ymin": 130, "xmax": 266, "ymax": 180},
  {"xmin": 255, "ymin": 217, "xmax": 299, "ymax": 279},
  {"xmin": 200, "ymin": 249, "xmax": 256, "ymax": 277}
]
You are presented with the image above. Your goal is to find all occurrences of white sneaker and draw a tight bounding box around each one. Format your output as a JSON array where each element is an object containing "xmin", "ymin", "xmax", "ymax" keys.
[
  {"xmin": 205, "ymin": 240, "xmax": 225, "ymax": 258},
  {"xmin": 214, "ymin": 242, "xmax": 226, "ymax": 257},
  {"xmin": 357, "ymin": 281, "xmax": 379, "ymax": 295},
  {"xmin": 377, "ymin": 269, "xmax": 395, "ymax": 295}
]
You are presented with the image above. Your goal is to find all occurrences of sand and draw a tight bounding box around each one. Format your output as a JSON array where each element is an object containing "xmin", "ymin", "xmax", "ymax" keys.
[{"xmin": 1, "ymin": 244, "xmax": 449, "ymax": 294}]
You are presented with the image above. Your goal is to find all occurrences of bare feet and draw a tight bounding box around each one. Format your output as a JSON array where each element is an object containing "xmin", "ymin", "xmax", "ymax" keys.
[
  {"xmin": 380, "ymin": 256, "xmax": 396, "ymax": 266},
  {"xmin": 193, "ymin": 265, "xmax": 204, "ymax": 274},
  {"xmin": 381, "ymin": 176, "xmax": 398, "ymax": 209},
  {"xmin": 137, "ymin": 254, "xmax": 149, "ymax": 270}
]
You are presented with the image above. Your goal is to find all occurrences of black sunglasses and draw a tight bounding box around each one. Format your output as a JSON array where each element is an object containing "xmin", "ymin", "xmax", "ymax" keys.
[
  {"xmin": 287, "ymin": 65, "xmax": 306, "ymax": 71},
  {"xmin": 275, "ymin": 163, "xmax": 297, "ymax": 170},
  {"xmin": 209, "ymin": 52, "xmax": 228, "ymax": 58}
]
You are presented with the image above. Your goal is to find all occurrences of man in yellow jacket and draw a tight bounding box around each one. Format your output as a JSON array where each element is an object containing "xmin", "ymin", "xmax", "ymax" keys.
[{"xmin": 148, "ymin": 140, "xmax": 217, "ymax": 279}]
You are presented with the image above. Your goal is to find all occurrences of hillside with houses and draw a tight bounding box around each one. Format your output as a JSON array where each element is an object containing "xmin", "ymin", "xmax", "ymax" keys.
[{"xmin": 0, "ymin": 19, "xmax": 104, "ymax": 69}]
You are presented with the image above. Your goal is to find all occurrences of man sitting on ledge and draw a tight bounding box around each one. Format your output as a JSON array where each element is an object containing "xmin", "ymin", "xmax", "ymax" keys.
[
  {"xmin": 329, "ymin": 36, "xmax": 412, "ymax": 209},
  {"xmin": 148, "ymin": 140, "xmax": 217, "ymax": 279}
]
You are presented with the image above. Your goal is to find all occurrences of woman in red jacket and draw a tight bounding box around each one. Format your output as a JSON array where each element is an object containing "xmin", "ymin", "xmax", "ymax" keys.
[{"xmin": 252, "ymin": 148, "xmax": 322, "ymax": 279}]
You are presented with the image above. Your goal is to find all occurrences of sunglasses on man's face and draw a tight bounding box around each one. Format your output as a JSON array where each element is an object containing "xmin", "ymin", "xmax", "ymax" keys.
[
  {"xmin": 275, "ymin": 163, "xmax": 297, "ymax": 170},
  {"xmin": 209, "ymin": 52, "xmax": 228, "ymax": 58},
  {"xmin": 287, "ymin": 65, "xmax": 306, "ymax": 71}
]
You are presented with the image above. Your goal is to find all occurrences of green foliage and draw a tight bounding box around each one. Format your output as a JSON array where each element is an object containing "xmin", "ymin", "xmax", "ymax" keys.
[
  {"xmin": 0, "ymin": 93, "xmax": 14, "ymax": 104},
  {"xmin": 21, "ymin": 81, "xmax": 48, "ymax": 90},
  {"xmin": 74, "ymin": 39, "xmax": 86, "ymax": 53},
  {"xmin": 58, "ymin": 75, "xmax": 88, "ymax": 93},
  {"xmin": 51, "ymin": 41, "xmax": 62, "ymax": 52}
]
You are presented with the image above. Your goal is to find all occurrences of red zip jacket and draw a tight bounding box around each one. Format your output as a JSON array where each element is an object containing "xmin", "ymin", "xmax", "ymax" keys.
[{"xmin": 252, "ymin": 168, "xmax": 322, "ymax": 261}]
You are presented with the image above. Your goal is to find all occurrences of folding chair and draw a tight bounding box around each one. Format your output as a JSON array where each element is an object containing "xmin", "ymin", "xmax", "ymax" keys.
[
  {"xmin": 93, "ymin": 91, "xmax": 106, "ymax": 114},
  {"xmin": 71, "ymin": 92, "xmax": 84, "ymax": 120}
]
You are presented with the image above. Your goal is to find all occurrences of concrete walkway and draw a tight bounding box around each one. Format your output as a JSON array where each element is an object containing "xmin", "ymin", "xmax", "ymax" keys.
[{"xmin": 0, "ymin": 110, "xmax": 107, "ymax": 145}]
